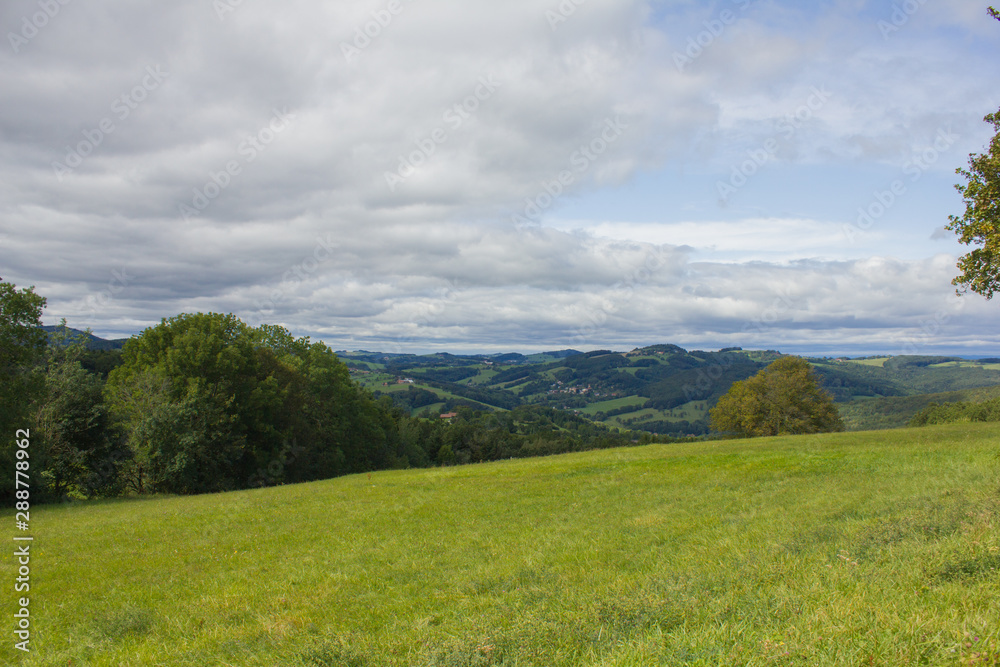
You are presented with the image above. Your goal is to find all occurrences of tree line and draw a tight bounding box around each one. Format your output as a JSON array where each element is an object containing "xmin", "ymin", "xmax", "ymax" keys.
[
  {"xmin": 0, "ymin": 279, "xmax": 677, "ymax": 501},
  {"xmin": 910, "ymin": 397, "xmax": 1000, "ymax": 426}
]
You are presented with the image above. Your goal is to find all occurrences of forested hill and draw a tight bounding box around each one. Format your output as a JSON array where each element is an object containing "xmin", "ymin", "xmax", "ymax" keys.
[
  {"xmin": 38, "ymin": 326, "xmax": 1000, "ymax": 437},
  {"xmin": 42, "ymin": 325, "xmax": 127, "ymax": 350},
  {"xmin": 346, "ymin": 347, "xmax": 1000, "ymax": 435}
]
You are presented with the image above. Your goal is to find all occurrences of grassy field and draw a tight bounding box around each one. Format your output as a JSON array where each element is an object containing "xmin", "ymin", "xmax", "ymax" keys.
[
  {"xmin": 5, "ymin": 424, "xmax": 1000, "ymax": 666},
  {"xmin": 577, "ymin": 396, "xmax": 648, "ymax": 416},
  {"xmin": 931, "ymin": 361, "xmax": 1000, "ymax": 372},
  {"xmin": 844, "ymin": 357, "xmax": 891, "ymax": 367}
]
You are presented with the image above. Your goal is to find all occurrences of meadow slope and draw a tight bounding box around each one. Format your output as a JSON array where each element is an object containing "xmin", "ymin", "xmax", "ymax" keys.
[{"xmin": 4, "ymin": 424, "xmax": 1000, "ymax": 666}]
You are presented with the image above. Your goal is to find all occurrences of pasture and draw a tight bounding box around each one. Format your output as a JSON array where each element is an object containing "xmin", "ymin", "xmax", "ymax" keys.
[{"xmin": 4, "ymin": 423, "xmax": 999, "ymax": 665}]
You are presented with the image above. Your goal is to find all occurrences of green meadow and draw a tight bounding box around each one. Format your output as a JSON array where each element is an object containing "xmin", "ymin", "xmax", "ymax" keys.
[{"xmin": 5, "ymin": 423, "xmax": 1000, "ymax": 666}]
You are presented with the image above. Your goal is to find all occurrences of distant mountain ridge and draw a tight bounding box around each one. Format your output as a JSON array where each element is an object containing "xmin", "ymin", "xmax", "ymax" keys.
[{"xmin": 42, "ymin": 325, "xmax": 128, "ymax": 351}]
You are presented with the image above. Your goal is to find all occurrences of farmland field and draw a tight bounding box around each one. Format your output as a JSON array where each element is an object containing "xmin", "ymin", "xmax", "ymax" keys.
[{"xmin": 4, "ymin": 423, "xmax": 999, "ymax": 666}]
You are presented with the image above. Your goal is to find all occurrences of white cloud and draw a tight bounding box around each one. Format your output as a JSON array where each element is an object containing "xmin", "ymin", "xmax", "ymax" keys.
[{"xmin": 1, "ymin": 0, "xmax": 998, "ymax": 354}]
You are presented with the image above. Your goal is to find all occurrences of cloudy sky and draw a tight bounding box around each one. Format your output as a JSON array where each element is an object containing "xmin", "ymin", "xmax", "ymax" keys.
[{"xmin": 2, "ymin": 0, "xmax": 999, "ymax": 355}]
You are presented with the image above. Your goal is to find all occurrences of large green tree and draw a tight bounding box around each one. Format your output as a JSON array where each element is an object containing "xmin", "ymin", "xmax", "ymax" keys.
[
  {"xmin": 0, "ymin": 279, "xmax": 47, "ymax": 497},
  {"xmin": 105, "ymin": 313, "xmax": 279, "ymax": 493},
  {"xmin": 709, "ymin": 356, "xmax": 844, "ymax": 438},
  {"xmin": 33, "ymin": 325, "xmax": 126, "ymax": 500},
  {"xmin": 104, "ymin": 312, "xmax": 402, "ymax": 494},
  {"xmin": 947, "ymin": 7, "xmax": 1000, "ymax": 298},
  {"xmin": 0, "ymin": 279, "xmax": 47, "ymax": 427}
]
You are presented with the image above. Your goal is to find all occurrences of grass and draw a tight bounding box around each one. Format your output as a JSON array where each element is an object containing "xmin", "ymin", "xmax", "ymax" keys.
[
  {"xmin": 604, "ymin": 402, "xmax": 708, "ymax": 428},
  {"xmin": 846, "ymin": 358, "xmax": 891, "ymax": 367},
  {"xmin": 577, "ymin": 396, "xmax": 647, "ymax": 416},
  {"xmin": 930, "ymin": 361, "xmax": 1000, "ymax": 371},
  {"xmin": 4, "ymin": 424, "xmax": 1000, "ymax": 665}
]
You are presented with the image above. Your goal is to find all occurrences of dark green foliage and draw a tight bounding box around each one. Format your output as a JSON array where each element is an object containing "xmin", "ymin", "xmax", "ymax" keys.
[
  {"xmin": 0, "ymin": 279, "xmax": 47, "ymax": 497},
  {"xmin": 89, "ymin": 313, "xmax": 652, "ymax": 497},
  {"xmin": 409, "ymin": 367, "xmax": 479, "ymax": 383},
  {"xmin": 409, "ymin": 405, "xmax": 672, "ymax": 466},
  {"xmin": 515, "ymin": 378, "xmax": 556, "ymax": 396},
  {"xmin": 840, "ymin": 385, "xmax": 1000, "ymax": 431},
  {"xmin": 14, "ymin": 284, "xmax": 1000, "ymax": 501},
  {"xmin": 884, "ymin": 356, "xmax": 964, "ymax": 370},
  {"xmin": 490, "ymin": 366, "xmax": 535, "ymax": 384},
  {"xmin": 561, "ymin": 350, "xmax": 625, "ymax": 372},
  {"xmin": 633, "ymin": 344, "xmax": 687, "ymax": 355},
  {"xmin": 810, "ymin": 357, "xmax": 1000, "ymax": 400},
  {"xmin": 389, "ymin": 386, "xmax": 442, "ymax": 411},
  {"xmin": 34, "ymin": 342, "xmax": 127, "ymax": 500},
  {"xmin": 644, "ymin": 361, "xmax": 761, "ymax": 410},
  {"xmin": 363, "ymin": 348, "xmax": 1000, "ymax": 437},
  {"xmin": 104, "ymin": 313, "xmax": 414, "ymax": 494},
  {"xmin": 79, "ymin": 348, "xmax": 125, "ymax": 378},
  {"xmin": 0, "ymin": 315, "xmax": 129, "ymax": 501},
  {"xmin": 42, "ymin": 325, "xmax": 126, "ymax": 350},
  {"xmin": 810, "ymin": 362, "xmax": 904, "ymax": 401},
  {"xmin": 423, "ymin": 380, "xmax": 522, "ymax": 410},
  {"xmin": 629, "ymin": 420, "xmax": 707, "ymax": 436},
  {"xmin": 910, "ymin": 397, "xmax": 1000, "ymax": 426},
  {"xmin": 0, "ymin": 280, "xmax": 47, "ymax": 424}
]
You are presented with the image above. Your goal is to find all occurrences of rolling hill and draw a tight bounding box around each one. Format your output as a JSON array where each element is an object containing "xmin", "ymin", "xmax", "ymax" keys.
[
  {"xmin": 6, "ymin": 423, "xmax": 999, "ymax": 665},
  {"xmin": 344, "ymin": 347, "xmax": 1000, "ymax": 435},
  {"xmin": 41, "ymin": 325, "xmax": 128, "ymax": 350}
]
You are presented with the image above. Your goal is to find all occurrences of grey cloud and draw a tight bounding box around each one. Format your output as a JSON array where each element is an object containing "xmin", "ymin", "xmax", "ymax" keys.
[{"xmin": 1, "ymin": 0, "xmax": 998, "ymax": 354}]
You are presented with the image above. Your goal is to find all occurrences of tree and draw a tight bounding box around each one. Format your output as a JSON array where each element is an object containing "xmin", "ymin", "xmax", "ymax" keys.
[
  {"xmin": 0, "ymin": 279, "xmax": 47, "ymax": 498},
  {"xmin": 947, "ymin": 7, "xmax": 1000, "ymax": 298},
  {"xmin": 0, "ymin": 279, "xmax": 47, "ymax": 428},
  {"xmin": 33, "ymin": 326, "xmax": 127, "ymax": 500},
  {"xmin": 709, "ymin": 356, "xmax": 844, "ymax": 438},
  {"xmin": 103, "ymin": 312, "xmax": 403, "ymax": 494},
  {"xmin": 105, "ymin": 313, "xmax": 274, "ymax": 494}
]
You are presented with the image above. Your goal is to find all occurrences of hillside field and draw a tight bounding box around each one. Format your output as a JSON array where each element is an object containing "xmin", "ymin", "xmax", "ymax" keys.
[
  {"xmin": 342, "ymin": 349, "xmax": 1000, "ymax": 436},
  {"xmin": 4, "ymin": 424, "xmax": 1000, "ymax": 666}
]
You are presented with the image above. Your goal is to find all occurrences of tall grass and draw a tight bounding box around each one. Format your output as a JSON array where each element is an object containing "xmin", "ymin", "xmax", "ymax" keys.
[{"xmin": 3, "ymin": 423, "xmax": 999, "ymax": 666}]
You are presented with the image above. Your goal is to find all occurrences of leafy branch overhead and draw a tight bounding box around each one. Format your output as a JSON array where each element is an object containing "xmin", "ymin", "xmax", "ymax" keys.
[{"xmin": 947, "ymin": 7, "xmax": 1000, "ymax": 298}]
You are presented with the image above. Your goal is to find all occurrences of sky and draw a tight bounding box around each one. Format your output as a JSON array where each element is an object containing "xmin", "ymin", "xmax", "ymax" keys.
[{"xmin": 1, "ymin": 0, "xmax": 999, "ymax": 356}]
